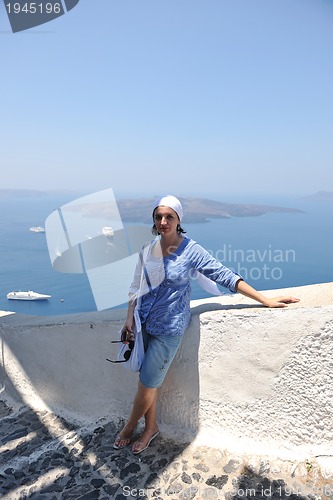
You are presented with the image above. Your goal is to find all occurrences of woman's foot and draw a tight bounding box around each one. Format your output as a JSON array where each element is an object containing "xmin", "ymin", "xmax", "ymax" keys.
[
  {"xmin": 113, "ymin": 424, "xmax": 134, "ymax": 450},
  {"xmin": 132, "ymin": 427, "xmax": 160, "ymax": 455}
]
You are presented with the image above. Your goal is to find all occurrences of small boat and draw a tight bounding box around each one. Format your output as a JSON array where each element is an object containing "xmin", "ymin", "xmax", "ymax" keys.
[
  {"xmin": 102, "ymin": 226, "xmax": 114, "ymax": 237},
  {"xmin": 30, "ymin": 226, "xmax": 45, "ymax": 233},
  {"xmin": 7, "ymin": 291, "xmax": 51, "ymax": 301}
]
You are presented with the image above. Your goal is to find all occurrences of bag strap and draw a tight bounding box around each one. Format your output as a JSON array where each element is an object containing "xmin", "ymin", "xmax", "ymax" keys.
[{"xmin": 139, "ymin": 247, "xmax": 153, "ymax": 294}]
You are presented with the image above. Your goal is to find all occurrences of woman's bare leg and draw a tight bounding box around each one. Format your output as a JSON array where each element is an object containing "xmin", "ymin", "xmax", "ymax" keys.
[
  {"xmin": 128, "ymin": 381, "xmax": 158, "ymax": 427},
  {"xmin": 144, "ymin": 389, "xmax": 158, "ymax": 430},
  {"xmin": 114, "ymin": 381, "xmax": 158, "ymax": 448},
  {"xmin": 132, "ymin": 389, "xmax": 159, "ymax": 453}
]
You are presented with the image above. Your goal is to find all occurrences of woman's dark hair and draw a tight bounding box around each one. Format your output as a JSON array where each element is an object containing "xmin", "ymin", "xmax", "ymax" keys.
[{"xmin": 151, "ymin": 223, "xmax": 186, "ymax": 236}]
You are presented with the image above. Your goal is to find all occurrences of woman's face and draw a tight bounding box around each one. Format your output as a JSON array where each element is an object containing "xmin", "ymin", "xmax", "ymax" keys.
[{"xmin": 153, "ymin": 206, "xmax": 179, "ymax": 236}]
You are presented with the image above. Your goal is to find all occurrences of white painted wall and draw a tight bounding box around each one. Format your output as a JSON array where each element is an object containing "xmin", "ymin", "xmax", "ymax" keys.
[{"xmin": 1, "ymin": 282, "xmax": 332, "ymax": 460}]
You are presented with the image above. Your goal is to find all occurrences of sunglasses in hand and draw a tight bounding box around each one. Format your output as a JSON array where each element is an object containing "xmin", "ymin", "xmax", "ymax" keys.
[{"xmin": 106, "ymin": 330, "xmax": 134, "ymax": 364}]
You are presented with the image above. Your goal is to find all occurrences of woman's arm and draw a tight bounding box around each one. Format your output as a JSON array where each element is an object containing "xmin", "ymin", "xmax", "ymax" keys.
[
  {"xmin": 236, "ymin": 280, "xmax": 300, "ymax": 308},
  {"xmin": 190, "ymin": 243, "xmax": 300, "ymax": 307}
]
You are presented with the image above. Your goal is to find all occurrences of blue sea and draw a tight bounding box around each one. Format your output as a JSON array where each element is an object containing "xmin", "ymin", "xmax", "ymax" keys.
[{"xmin": 0, "ymin": 192, "xmax": 332, "ymax": 317}]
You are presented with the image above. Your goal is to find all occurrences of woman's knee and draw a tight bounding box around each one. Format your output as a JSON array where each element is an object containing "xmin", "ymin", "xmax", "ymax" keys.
[{"xmin": 138, "ymin": 381, "xmax": 158, "ymax": 399}]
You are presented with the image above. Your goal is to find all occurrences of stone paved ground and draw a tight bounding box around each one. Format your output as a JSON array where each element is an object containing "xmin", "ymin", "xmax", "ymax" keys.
[{"xmin": 0, "ymin": 401, "xmax": 332, "ymax": 499}]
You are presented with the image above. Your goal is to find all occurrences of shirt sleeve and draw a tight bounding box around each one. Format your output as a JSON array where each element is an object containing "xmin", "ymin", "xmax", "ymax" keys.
[{"xmin": 190, "ymin": 242, "xmax": 243, "ymax": 293}]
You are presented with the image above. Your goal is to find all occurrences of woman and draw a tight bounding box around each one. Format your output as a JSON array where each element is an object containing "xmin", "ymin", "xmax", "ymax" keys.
[{"xmin": 113, "ymin": 195, "xmax": 299, "ymax": 454}]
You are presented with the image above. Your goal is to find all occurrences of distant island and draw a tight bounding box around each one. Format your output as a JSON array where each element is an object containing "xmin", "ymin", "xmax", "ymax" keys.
[
  {"xmin": 0, "ymin": 189, "xmax": 304, "ymax": 223},
  {"xmin": 0, "ymin": 188, "xmax": 76, "ymax": 199},
  {"xmin": 300, "ymin": 191, "xmax": 333, "ymax": 202},
  {"xmin": 0, "ymin": 189, "xmax": 49, "ymax": 198},
  {"xmin": 117, "ymin": 197, "xmax": 303, "ymax": 223}
]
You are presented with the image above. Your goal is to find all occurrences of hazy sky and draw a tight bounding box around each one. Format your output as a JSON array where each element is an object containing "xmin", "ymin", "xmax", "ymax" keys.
[{"xmin": 1, "ymin": 0, "xmax": 333, "ymax": 200}]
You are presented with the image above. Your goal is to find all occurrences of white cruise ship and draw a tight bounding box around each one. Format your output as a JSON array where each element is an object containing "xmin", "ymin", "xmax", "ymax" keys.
[
  {"xmin": 7, "ymin": 291, "xmax": 51, "ymax": 301},
  {"xmin": 30, "ymin": 226, "xmax": 45, "ymax": 233}
]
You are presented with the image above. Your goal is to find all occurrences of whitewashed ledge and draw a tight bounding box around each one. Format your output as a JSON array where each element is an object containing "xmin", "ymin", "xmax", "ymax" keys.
[{"xmin": 0, "ymin": 282, "xmax": 332, "ymax": 466}]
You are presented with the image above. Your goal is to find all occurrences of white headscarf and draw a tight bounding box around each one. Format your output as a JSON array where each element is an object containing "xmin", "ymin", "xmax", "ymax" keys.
[{"xmin": 152, "ymin": 195, "xmax": 183, "ymax": 221}]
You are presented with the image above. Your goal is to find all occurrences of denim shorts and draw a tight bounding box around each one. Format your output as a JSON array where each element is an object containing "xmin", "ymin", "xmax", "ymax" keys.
[{"xmin": 139, "ymin": 325, "xmax": 183, "ymax": 389}]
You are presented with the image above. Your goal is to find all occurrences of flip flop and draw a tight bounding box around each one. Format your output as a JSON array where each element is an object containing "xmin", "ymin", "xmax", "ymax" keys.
[
  {"xmin": 113, "ymin": 434, "xmax": 131, "ymax": 450},
  {"xmin": 132, "ymin": 430, "xmax": 160, "ymax": 455}
]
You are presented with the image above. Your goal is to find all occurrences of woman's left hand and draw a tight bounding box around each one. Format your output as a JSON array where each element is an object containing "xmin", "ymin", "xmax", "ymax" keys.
[{"xmin": 262, "ymin": 296, "xmax": 300, "ymax": 308}]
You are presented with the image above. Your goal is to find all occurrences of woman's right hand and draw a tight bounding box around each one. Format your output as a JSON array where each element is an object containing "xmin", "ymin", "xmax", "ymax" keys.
[{"xmin": 121, "ymin": 321, "xmax": 134, "ymax": 343}]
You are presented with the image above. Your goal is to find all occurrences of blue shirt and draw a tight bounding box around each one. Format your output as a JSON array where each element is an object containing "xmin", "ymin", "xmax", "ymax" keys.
[{"xmin": 132, "ymin": 237, "xmax": 242, "ymax": 337}]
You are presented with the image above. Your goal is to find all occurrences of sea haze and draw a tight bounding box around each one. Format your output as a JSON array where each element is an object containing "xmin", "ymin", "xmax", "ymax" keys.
[{"xmin": 0, "ymin": 192, "xmax": 332, "ymax": 316}]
